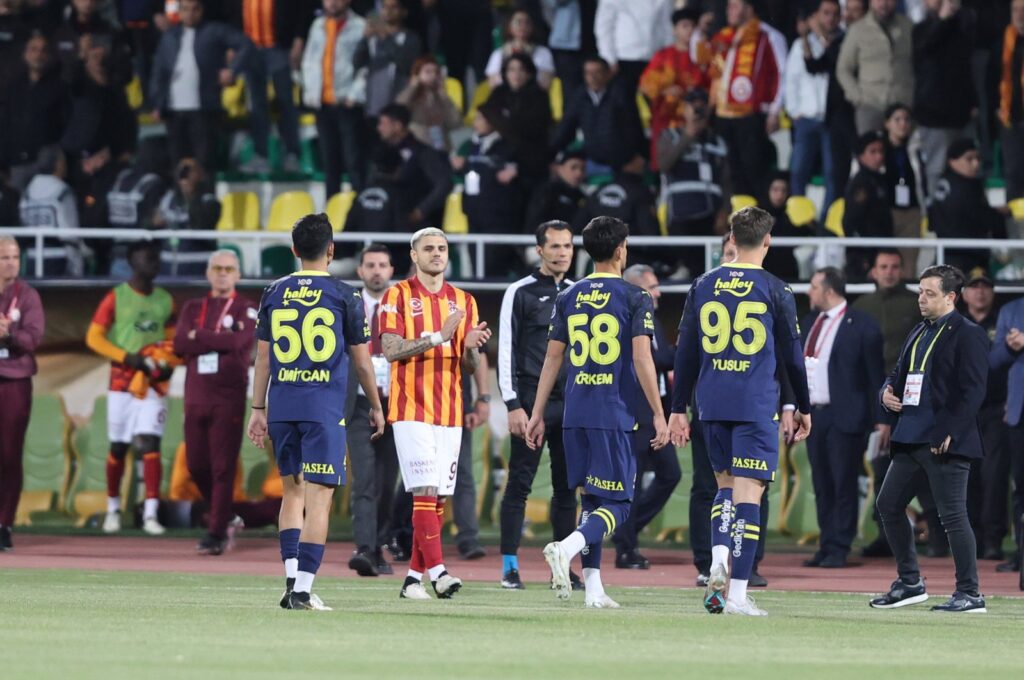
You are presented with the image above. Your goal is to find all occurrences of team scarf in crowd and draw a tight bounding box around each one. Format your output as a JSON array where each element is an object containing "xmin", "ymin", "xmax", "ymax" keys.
[
  {"xmin": 1000, "ymin": 24, "xmax": 1024, "ymax": 127},
  {"xmin": 711, "ymin": 18, "xmax": 777, "ymax": 118}
]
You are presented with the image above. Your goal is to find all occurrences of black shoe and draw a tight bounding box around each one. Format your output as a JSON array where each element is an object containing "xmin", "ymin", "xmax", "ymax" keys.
[
  {"xmin": 869, "ymin": 578, "xmax": 928, "ymax": 609},
  {"xmin": 280, "ymin": 577, "xmax": 295, "ymax": 609},
  {"xmin": 749, "ymin": 570, "xmax": 768, "ymax": 588},
  {"xmin": 569, "ymin": 570, "xmax": 584, "ymax": 591},
  {"xmin": 981, "ymin": 547, "xmax": 1004, "ymax": 561},
  {"xmin": 196, "ymin": 533, "xmax": 226, "ymax": 556},
  {"xmin": 459, "ymin": 544, "xmax": 487, "ymax": 560},
  {"xmin": 501, "ymin": 568, "xmax": 525, "ymax": 590},
  {"xmin": 930, "ymin": 591, "xmax": 987, "ymax": 613},
  {"xmin": 348, "ymin": 549, "xmax": 379, "ymax": 577},
  {"xmin": 385, "ymin": 539, "xmax": 409, "ymax": 563},
  {"xmin": 861, "ymin": 538, "xmax": 893, "ymax": 558},
  {"xmin": 615, "ymin": 549, "xmax": 650, "ymax": 570},
  {"xmin": 375, "ymin": 550, "xmax": 393, "ymax": 575},
  {"xmin": 996, "ymin": 558, "xmax": 1021, "ymax": 573},
  {"xmin": 0, "ymin": 526, "xmax": 11, "ymax": 551},
  {"xmin": 820, "ymin": 555, "xmax": 848, "ymax": 569},
  {"xmin": 803, "ymin": 551, "xmax": 826, "ymax": 567}
]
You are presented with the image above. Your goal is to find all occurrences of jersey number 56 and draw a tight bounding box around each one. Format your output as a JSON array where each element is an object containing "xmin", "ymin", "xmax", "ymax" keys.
[
  {"xmin": 271, "ymin": 308, "xmax": 337, "ymax": 363},
  {"xmin": 699, "ymin": 301, "xmax": 767, "ymax": 355}
]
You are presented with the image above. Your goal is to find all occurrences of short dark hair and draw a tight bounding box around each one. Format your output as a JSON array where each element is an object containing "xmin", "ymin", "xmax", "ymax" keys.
[
  {"xmin": 358, "ymin": 243, "xmax": 392, "ymax": 266},
  {"xmin": 536, "ymin": 220, "xmax": 572, "ymax": 246},
  {"xmin": 920, "ymin": 264, "xmax": 966, "ymax": 298},
  {"xmin": 729, "ymin": 207, "xmax": 774, "ymax": 248},
  {"xmin": 127, "ymin": 240, "xmax": 160, "ymax": 259},
  {"xmin": 292, "ymin": 213, "xmax": 333, "ymax": 261},
  {"xmin": 884, "ymin": 102, "xmax": 911, "ymax": 121},
  {"xmin": 582, "ymin": 216, "xmax": 628, "ymax": 263},
  {"xmin": 378, "ymin": 103, "xmax": 411, "ymax": 127},
  {"xmin": 814, "ymin": 266, "xmax": 846, "ymax": 297},
  {"xmin": 502, "ymin": 53, "xmax": 537, "ymax": 81},
  {"xmin": 584, "ymin": 55, "xmax": 610, "ymax": 70},
  {"xmin": 873, "ymin": 248, "xmax": 903, "ymax": 265},
  {"xmin": 720, "ymin": 230, "xmax": 732, "ymax": 247}
]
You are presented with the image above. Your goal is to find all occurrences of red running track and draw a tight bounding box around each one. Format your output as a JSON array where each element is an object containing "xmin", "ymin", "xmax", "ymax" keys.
[{"xmin": 1, "ymin": 535, "xmax": 1021, "ymax": 597}]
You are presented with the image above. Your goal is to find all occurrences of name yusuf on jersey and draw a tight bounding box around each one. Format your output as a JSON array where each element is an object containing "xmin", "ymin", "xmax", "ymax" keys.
[{"xmin": 712, "ymin": 358, "xmax": 751, "ymax": 372}]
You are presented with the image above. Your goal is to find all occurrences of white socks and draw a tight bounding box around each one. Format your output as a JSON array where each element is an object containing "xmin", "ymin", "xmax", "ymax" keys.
[
  {"xmin": 143, "ymin": 498, "xmax": 159, "ymax": 520},
  {"xmin": 711, "ymin": 545, "xmax": 729, "ymax": 571},
  {"xmin": 583, "ymin": 568, "xmax": 605, "ymax": 597},
  {"xmin": 407, "ymin": 569, "xmax": 423, "ymax": 581},
  {"xmin": 559, "ymin": 531, "xmax": 587, "ymax": 561},
  {"xmin": 427, "ymin": 564, "xmax": 447, "ymax": 581},
  {"xmin": 107, "ymin": 496, "xmax": 120, "ymax": 513},
  {"xmin": 729, "ymin": 579, "xmax": 748, "ymax": 604},
  {"xmin": 284, "ymin": 558, "xmax": 298, "ymax": 580},
  {"xmin": 294, "ymin": 571, "xmax": 315, "ymax": 594}
]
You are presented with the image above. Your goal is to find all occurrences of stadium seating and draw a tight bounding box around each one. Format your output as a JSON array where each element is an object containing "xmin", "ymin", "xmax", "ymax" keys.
[
  {"xmin": 266, "ymin": 191, "xmax": 316, "ymax": 232},
  {"xmin": 15, "ymin": 395, "xmax": 74, "ymax": 525},
  {"xmin": 637, "ymin": 93, "xmax": 652, "ymax": 130},
  {"xmin": 325, "ymin": 191, "xmax": 356, "ymax": 232},
  {"xmin": 442, "ymin": 192, "xmax": 469, "ymax": 234},
  {"xmin": 730, "ymin": 194, "xmax": 757, "ymax": 212},
  {"xmin": 1009, "ymin": 198, "xmax": 1024, "ymax": 221},
  {"xmin": 445, "ymin": 76, "xmax": 464, "ymax": 112},
  {"xmin": 67, "ymin": 396, "xmax": 118, "ymax": 524},
  {"xmin": 216, "ymin": 192, "xmax": 261, "ymax": 231},
  {"xmin": 824, "ymin": 199, "xmax": 845, "ymax": 237},
  {"xmin": 785, "ymin": 196, "xmax": 817, "ymax": 227},
  {"xmin": 549, "ymin": 77, "xmax": 563, "ymax": 121},
  {"xmin": 221, "ymin": 76, "xmax": 248, "ymax": 120},
  {"xmin": 465, "ymin": 80, "xmax": 492, "ymax": 126}
]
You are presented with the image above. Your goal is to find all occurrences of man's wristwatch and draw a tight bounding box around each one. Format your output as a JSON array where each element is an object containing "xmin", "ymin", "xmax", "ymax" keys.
[{"xmin": 476, "ymin": 394, "xmax": 491, "ymax": 404}]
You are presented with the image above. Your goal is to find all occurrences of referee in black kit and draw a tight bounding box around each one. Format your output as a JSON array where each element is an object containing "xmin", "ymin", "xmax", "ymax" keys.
[{"xmin": 871, "ymin": 265, "xmax": 988, "ymax": 613}]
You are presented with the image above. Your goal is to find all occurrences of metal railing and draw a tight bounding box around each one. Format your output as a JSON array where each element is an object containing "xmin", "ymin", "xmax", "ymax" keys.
[{"xmin": 4, "ymin": 227, "xmax": 1024, "ymax": 293}]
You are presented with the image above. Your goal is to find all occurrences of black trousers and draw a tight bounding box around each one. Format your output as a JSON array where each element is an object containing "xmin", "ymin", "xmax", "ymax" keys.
[
  {"xmin": 877, "ymin": 443, "xmax": 979, "ymax": 595},
  {"xmin": 551, "ymin": 49, "xmax": 584, "ymax": 112},
  {"xmin": 499, "ymin": 403, "xmax": 577, "ymax": 556},
  {"xmin": 346, "ymin": 395, "xmax": 399, "ymax": 553},
  {"xmin": 689, "ymin": 419, "xmax": 769, "ymax": 573},
  {"xmin": 1001, "ymin": 124, "xmax": 1024, "ymax": 201},
  {"xmin": 972, "ymin": 405, "xmax": 1010, "ymax": 552},
  {"xmin": 166, "ymin": 110, "xmax": 221, "ymax": 175},
  {"xmin": 612, "ymin": 424, "xmax": 682, "ymax": 554},
  {"xmin": 612, "ymin": 60, "xmax": 647, "ymax": 102},
  {"xmin": 807, "ymin": 405, "xmax": 869, "ymax": 559},
  {"xmin": 315, "ymin": 104, "xmax": 366, "ymax": 196},
  {"xmin": 716, "ymin": 113, "xmax": 772, "ymax": 197},
  {"xmin": 1003, "ymin": 421, "xmax": 1024, "ymax": 556}
]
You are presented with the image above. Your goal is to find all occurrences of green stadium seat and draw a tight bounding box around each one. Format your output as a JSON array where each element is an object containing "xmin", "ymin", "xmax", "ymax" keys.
[
  {"xmin": 261, "ymin": 245, "xmax": 297, "ymax": 278},
  {"xmin": 16, "ymin": 395, "xmax": 73, "ymax": 525},
  {"xmin": 67, "ymin": 396, "xmax": 114, "ymax": 524}
]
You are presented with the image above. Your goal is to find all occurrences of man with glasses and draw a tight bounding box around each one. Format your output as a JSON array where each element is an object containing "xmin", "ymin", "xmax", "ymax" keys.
[{"xmin": 174, "ymin": 250, "xmax": 259, "ymax": 555}]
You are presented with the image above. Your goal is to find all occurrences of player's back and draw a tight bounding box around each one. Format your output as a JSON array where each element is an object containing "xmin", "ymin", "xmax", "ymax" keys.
[
  {"xmin": 257, "ymin": 271, "xmax": 368, "ymax": 424},
  {"xmin": 552, "ymin": 274, "xmax": 654, "ymax": 431},
  {"xmin": 685, "ymin": 263, "xmax": 799, "ymax": 423}
]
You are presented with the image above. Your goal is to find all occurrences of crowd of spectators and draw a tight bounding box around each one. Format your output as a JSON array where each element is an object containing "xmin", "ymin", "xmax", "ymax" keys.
[{"xmin": 0, "ymin": 0, "xmax": 1023, "ymax": 281}]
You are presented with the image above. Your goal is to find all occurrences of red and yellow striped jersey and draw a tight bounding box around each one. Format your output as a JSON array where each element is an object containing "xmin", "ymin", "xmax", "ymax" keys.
[{"xmin": 379, "ymin": 277, "xmax": 478, "ymax": 427}]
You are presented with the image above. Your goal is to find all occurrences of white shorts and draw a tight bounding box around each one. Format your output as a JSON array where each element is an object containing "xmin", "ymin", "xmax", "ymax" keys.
[
  {"xmin": 107, "ymin": 389, "xmax": 167, "ymax": 443},
  {"xmin": 392, "ymin": 421, "xmax": 463, "ymax": 496}
]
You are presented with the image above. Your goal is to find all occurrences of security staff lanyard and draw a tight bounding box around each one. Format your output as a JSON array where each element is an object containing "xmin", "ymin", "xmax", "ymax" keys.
[
  {"xmin": 902, "ymin": 323, "xmax": 945, "ymax": 407},
  {"xmin": 196, "ymin": 293, "xmax": 235, "ymax": 375}
]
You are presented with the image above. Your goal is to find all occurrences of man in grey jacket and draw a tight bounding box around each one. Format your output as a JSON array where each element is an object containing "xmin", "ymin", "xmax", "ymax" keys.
[{"xmin": 149, "ymin": 0, "xmax": 253, "ymax": 174}]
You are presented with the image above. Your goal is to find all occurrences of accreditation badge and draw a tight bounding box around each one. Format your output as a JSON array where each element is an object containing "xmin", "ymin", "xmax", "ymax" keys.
[
  {"xmin": 371, "ymin": 355, "xmax": 391, "ymax": 397},
  {"xmin": 902, "ymin": 373, "xmax": 924, "ymax": 407},
  {"xmin": 198, "ymin": 352, "xmax": 219, "ymax": 375}
]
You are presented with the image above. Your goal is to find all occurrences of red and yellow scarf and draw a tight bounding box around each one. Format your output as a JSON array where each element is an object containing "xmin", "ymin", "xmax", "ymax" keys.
[{"xmin": 1000, "ymin": 24, "xmax": 1024, "ymax": 127}]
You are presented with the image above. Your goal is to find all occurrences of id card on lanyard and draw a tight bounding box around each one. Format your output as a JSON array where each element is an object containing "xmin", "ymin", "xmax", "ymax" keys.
[
  {"xmin": 196, "ymin": 294, "xmax": 235, "ymax": 375},
  {"xmin": 0, "ymin": 282, "xmax": 20, "ymax": 360},
  {"xmin": 902, "ymin": 324, "xmax": 945, "ymax": 406}
]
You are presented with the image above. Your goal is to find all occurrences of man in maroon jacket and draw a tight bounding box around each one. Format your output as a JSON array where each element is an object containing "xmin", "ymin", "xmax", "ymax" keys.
[
  {"xmin": 0, "ymin": 236, "xmax": 45, "ymax": 551},
  {"xmin": 174, "ymin": 249, "xmax": 258, "ymax": 555}
]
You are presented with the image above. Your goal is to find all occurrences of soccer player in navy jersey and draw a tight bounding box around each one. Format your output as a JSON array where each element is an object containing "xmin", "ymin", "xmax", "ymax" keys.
[
  {"xmin": 247, "ymin": 213, "xmax": 386, "ymax": 610},
  {"xmin": 669, "ymin": 207, "xmax": 812, "ymax": 616},
  {"xmin": 526, "ymin": 216, "xmax": 670, "ymax": 607}
]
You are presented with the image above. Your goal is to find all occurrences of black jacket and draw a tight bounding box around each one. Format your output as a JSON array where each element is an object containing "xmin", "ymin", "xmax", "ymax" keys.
[
  {"xmin": 61, "ymin": 75, "xmax": 138, "ymax": 159},
  {"xmin": 843, "ymin": 167, "xmax": 893, "ymax": 238},
  {"xmin": 0, "ymin": 68, "xmax": 70, "ymax": 167},
  {"xmin": 573, "ymin": 171, "xmax": 658, "ymax": 236},
  {"xmin": 882, "ymin": 311, "xmax": 988, "ymax": 458},
  {"xmin": 803, "ymin": 29, "xmax": 853, "ymax": 125},
  {"xmin": 459, "ymin": 133, "xmax": 522, "ymax": 232},
  {"xmin": 486, "ymin": 81, "xmax": 553, "ymax": 182},
  {"xmin": 634, "ymin": 316, "xmax": 675, "ymax": 425},
  {"xmin": 52, "ymin": 9, "xmax": 132, "ymax": 85},
  {"xmin": 498, "ymin": 270, "xmax": 573, "ymax": 415},
  {"xmin": 928, "ymin": 169, "xmax": 1005, "ymax": 240},
  {"xmin": 391, "ymin": 133, "xmax": 453, "ymax": 228},
  {"xmin": 551, "ymin": 85, "xmax": 645, "ymax": 169},
  {"xmin": 150, "ymin": 21, "xmax": 252, "ymax": 112},
  {"xmin": 913, "ymin": 9, "xmax": 977, "ymax": 129},
  {"xmin": 524, "ymin": 177, "xmax": 584, "ymax": 230},
  {"xmin": 344, "ymin": 178, "xmax": 404, "ymax": 232}
]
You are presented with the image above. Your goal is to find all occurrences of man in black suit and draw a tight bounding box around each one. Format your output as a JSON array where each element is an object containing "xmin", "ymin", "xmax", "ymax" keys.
[
  {"xmin": 802, "ymin": 267, "xmax": 886, "ymax": 568},
  {"xmin": 871, "ymin": 265, "xmax": 989, "ymax": 613},
  {"xmin": 612, "ymin": 264, "xmax": 681, "ymax": 569}
]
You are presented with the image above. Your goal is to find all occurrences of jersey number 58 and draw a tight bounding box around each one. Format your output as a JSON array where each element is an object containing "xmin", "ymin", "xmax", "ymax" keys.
[
  {"xmin": 271, "ymin": 308, "xmax": 337, "ymax": 363},
  {"xmin": 699, "ymin": 301, "xmax": 767, "ymax": 355},
  {"xmin": 567, "ymin": 313, "xmax": 621, "ymax": 367}
]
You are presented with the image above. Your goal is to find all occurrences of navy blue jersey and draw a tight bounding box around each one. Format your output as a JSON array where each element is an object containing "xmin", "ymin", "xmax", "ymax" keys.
[
  {"xmin": 671, "ymin": 263, "xmax": 810, "ymax": 421},
  {"xmin": 549, "ymin": 273, "xmax": 655, "ymax": 430},
  {"xmin": 255, "ymin": 270, "xmax": 369, "ymax": 424}
]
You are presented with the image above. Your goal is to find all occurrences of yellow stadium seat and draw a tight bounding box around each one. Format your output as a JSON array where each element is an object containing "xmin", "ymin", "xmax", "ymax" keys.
[
  {"xmin": 824, "ymin": 198, "xmax": 845, "ymax": 237},
  {"xmin": 1009, "ymin": 198, "xmax": 1024, "ymax": 220},
  {"xmin": 785, "ymin": 196, "xmax": 817, "ymax": 227},
  {"xmin": 730, "ymin": 194, "xmax": 757, "ymax": 212},
  {"xmin": 549, "ymin": 77, "xmax": 563, "ymax": 121},
  {"xmin": 216, "ymin": 192, "xmax": 260, "ymax": 231},
  {"xmin": 125, "ymin": 76, "xmax": 144, "ymax": 110},
  {"xmin": 445, "ymin": 77, "xmax": 464, "ymax": 112},
  {"xmin": 266, "ymin": 191, "xmax": 316, "ymax": 232},
  {"xmin": 442, "ymin": 192, "xmax": 469, "ymax": 234},
  {"xmin": 221, "ymin": 76, "xmax": 248, "ymax": 119},
  {"xmin": 657, "ymin": 202, "xmax": 668, "ymax": 236},
  {"xmin": 325, "ymin": 191, "xmax": 356, "ymax": 232},
  {"xmin": 465, "ymin": 80, "xmax": 492, "ymax": 126},
  {"xmin": 637, "ymin": 93, "xmax": 651, "ymax": 131}
]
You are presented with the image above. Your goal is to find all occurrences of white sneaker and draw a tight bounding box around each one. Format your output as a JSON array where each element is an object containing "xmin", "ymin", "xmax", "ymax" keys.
[
  {"xmin": 432, "ymin": 573, "xmax": 463, "ymax": 599},
  {"xmin": 400, "ymin": 581, "xmax": 432, "ymax": 600},
  {"xmin": 725, "ymin": 596, "xmax": 768, "ymax": 616},
  {"xmin": 226, "ymin": 515, "xmax": 244, "ymax": 551},
  {"xmin": 543, "ymin": 542, "xmax": 572, "ymax": 601},
  {"xmin": 102, "ymin": 511, "xmax": 121, "ymax": 534},
  {"xmin": 142, "ymin": 517, "xmax": 166, "ymax": 535},
  {"xmin": 704, "ymin": 563, "xmax": 729, "ymax": 614},
  {"xmin": 307, "ymin": 594, "xmax": 332, "ymax": 611},
  {"xmin": 585, "ymin": 593, "xmax": 621, "ymax": 609}
]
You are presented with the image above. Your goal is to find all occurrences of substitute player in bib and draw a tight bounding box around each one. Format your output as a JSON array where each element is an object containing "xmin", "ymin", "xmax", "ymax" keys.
[
  {"xmin": 86, "ymin": 241, "xmax": 176, "ymax": 536},
  {"xmin": 379, "ymin": 227, "xmax": 491, "ymax": 601},
  {"xmin": 669, "ymin": 207, "xmax": 811, "ymax": 616},
  {"xmin": 526, "ymin": 216, "xmax": 670, "ymax": 608},
  {"xmin": 247, "ymin": 214, "xmax": 385, "ymax": 611}
]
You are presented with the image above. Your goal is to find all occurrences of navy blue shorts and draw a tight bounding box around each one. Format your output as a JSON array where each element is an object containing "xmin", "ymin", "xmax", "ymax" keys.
[
  {"xmin": 270, "ymin": 420, "xmax": 346, "ymax": 487},
  {"xmin": 563, "ymin": 427, "xmax": 636, "ymax": 501},
  {"xmin": 702, "ymin": 420, "xmax": 778, "ymax": 481}
]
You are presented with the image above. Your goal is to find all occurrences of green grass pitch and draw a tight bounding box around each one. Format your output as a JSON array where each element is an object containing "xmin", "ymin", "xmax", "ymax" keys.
[{"xmin": 2, "ymin": 569, "xmax": 1021, "ymax": 679}]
